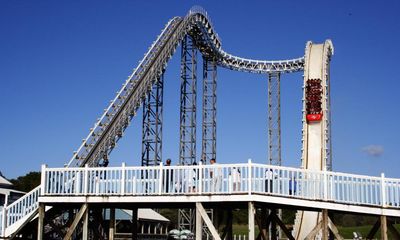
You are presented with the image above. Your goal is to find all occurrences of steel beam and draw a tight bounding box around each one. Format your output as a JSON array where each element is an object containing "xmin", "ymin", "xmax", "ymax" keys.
[
  {"xmin": 179, "ymin": 35, "xmax": 197, "ymax": 232},
  {"xmin": 141, "ymin": 73, "xmax": 164, "ymax": 167},
  {"xmin": 201, "ymin": 57, "xmax": 217, "ymax": 163},
  {"xmin": 179, "ymin": 35, "xmax": 197, "ymax": 166},
  {"xmin": 268, "ymin": 72, "xmax": 281, "ymax": 166}
]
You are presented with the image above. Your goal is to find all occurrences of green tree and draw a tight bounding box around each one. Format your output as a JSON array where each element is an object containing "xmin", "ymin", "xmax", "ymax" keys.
[{"xmin": 10, "ymin": 171, "xmax": 41, "ymax": 192}]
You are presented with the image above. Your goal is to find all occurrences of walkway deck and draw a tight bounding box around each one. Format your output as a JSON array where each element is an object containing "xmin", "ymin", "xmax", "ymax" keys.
[{"xmin": 1, "ymin": 161, "xmax": 400, "ymax": 238}]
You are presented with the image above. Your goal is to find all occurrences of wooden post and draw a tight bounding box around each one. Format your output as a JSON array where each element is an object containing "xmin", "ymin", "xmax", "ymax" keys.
[
  {"xmin": 196, "ymin": 204, "xmax": 203, "ymax": 240},
  {"xmin": 132, "ymin": 208, "xmax": 138, "ymax": 239},
  {"xmin": 248, "ymin": 202, "xmax": 255, "ymax": 240},
  {"xmin": 196, "ymin": 202, "xmax": 221, "ymax": 240},
  {"xmin": 64, "ymin": 204, "xmax": 88, "ymax": 240},
  {"xmin": 270, "ymin": 209, "xmax": 277, "ymax": 240},
  {"xmin": 227, "ymin": 209, "xmax": 233, "ymax": 240},
  {"xmin": 260, "ymin": 208, "xmax": 268, "ymax": 240},
  {"xmin": 82, "ymin": 206, "xmax": 89, "ymax": 240},
  {"xmin": 37, "ymin": 203, "xmax": 45, "ymax": 240},
  {"xmin": 381, "ymin": 215, "xmax": 388, "ymax": 240},
  {"xmin": 109, "ymin": 208, "xmax": 115, "ymax": 240},
  {"xmin": 322, "ymin": 209, "xmax": 328, "ymax": 240}
]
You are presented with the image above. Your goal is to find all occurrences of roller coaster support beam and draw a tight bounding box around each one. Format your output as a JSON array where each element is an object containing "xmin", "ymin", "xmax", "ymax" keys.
[
  {"xmin": 141, "ymin": 73, "xmax": 164, "ymax": 166},
  {"xmin": 268, "ymin": 72, "xmax": 281, "ymax": 166},
  {"xmin": 201, "ymin": 57, "xmax": 217, "ymax": 163},
  {"xmin": 179, "ymin": 35, "xmax": 197, "ymax": 232},
  {"xmin": 179, "ymin": 35, "xmax": 197, "ymax": 166}
]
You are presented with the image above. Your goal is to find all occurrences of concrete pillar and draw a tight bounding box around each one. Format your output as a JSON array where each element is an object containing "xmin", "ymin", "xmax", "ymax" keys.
[
  {"xmin": 248, "ymin": 202, "xmax": 255, "ymax": 240},
  {"xmin": 82, "ymin": 207, "xmax": 89, "ymax": 240},
  {"xmin": 196, "ymin": 205, "xmax": 203, "ymax": 240},
  {"xmin": 381, "ymin": 215, "xmax": 388, "ymax": 240},
  {"xmin": 37, "ymin": 203, "xmax": 45, "ymax": 240},
  {"xmin": 109, "ymin": 208, "xmax": 115, "ymax": 240},
  {"xmin": 322, "ymin": 209, "xmax": 328, "ymax": 240}
]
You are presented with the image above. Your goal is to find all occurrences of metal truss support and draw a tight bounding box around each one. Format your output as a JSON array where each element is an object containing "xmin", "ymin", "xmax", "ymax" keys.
[
  {"xmin": 180, "ymin": 35, "xmax": 197, "ymax": 166},
  {"xmin": 324, "ymin": 59, "xmax": 333, "ymax": 171},
  {"xmin": 141, "ymin": 73, "xmax": 164, "ymax": 166},
  {"xmin": 201, "ymin": 57, "xmax": 217, "ymax": 163},
  {"xmin": 179, "ymin": 35, "xmax": 197, "ymax": 232},
  {"xmin": 267, "ymin": 72, "xmax": 282, "ymax": 239},
  {"xmin": 268, "ymin": 72, "xmax": 281, "ymax": 166}
]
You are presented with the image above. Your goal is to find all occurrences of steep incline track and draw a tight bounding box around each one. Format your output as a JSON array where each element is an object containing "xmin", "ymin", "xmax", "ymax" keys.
[{"xmin": 66, "ymin": 6, "xmax": 305, "ymax": 168}]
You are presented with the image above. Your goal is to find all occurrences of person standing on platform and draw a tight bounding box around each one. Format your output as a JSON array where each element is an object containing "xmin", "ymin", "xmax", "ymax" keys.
[
  {"xmin": 210, "ymin": 158, "xmax": 222, "ymax": 192},
  {"xmin": 164, "ymin": 158, "xmax": 173, "ymax": 193}
]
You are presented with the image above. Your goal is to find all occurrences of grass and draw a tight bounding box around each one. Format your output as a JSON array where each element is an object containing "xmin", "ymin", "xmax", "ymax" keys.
[
  {"xmin": 229, "ymin": 224, "xmax": 400, "ymax": 239},
  {"xmin": 338, "ymin": 223, "xmax": 400, "ymax": 239}
]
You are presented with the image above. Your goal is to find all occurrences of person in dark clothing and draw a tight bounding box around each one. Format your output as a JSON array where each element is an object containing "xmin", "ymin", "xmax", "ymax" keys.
[{"xmin": 164, "ymin": 159, "xmax": 173, "ymax": 193}]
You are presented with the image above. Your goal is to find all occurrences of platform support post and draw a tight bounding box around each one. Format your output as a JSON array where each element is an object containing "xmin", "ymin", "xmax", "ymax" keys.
[
  {"xmin": 196, "ymin": 204, "xmax": 203, "ymax": 240},
  {"xmin": 82, "ymin": 206, "xmax": 89, "ymax": 240},
  {"xmin": 109, "ymin": 208, "xmax": 115, "ymax": 240},
  {"xmin": 381, "ymin": 215, "xmax": 388, "ymax": 240},
  {"xmin": 132, "ymin": 208, "xmax": 138, "ymax": 239},
  {"xmin": 37, "ymin": 203, "xmax": 45, "ymax": 240},
  {"xmin": 322, "ymin": 209, "xmax": 328, "ymax": 240},
  {"xmin": 248, "ymin": 202, "xmax": 255, "ymax": 240}
]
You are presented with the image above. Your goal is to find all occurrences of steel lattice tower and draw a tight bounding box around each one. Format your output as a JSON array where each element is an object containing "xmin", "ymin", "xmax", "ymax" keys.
[
  {"xmin": 268, "ymin": 72, "xmax": 281, "ymax": 166},
  {"xmin": 201, "ymin": 57, "xmax": 217, "ymax": 163},
  {"xmin": 179, "ymin": 35, "xmax": 197, "ymax": 166},
  {"xmin": 141, "ymin": 74, "xmax": 164, "ymax": 166},
  {"xmin": 179, "ymin": 35, "xmax": 197, "ymax": 231}
]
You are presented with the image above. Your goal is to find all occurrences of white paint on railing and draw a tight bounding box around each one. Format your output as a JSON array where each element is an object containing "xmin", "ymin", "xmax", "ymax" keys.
[{"xmin": 40, "ymin": 162, "xmax": 400, "ymax": 209}]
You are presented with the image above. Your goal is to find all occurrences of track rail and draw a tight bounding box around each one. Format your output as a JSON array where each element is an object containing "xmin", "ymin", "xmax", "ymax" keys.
[{"xmin": 66, "ymin": 6, "xmax": 305, "ymax": 168}]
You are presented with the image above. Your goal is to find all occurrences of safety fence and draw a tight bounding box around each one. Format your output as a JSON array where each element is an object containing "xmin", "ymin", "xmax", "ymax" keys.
[{"xmin": 42, "ymin": 161, "xmax": 400, "ymax": 208}]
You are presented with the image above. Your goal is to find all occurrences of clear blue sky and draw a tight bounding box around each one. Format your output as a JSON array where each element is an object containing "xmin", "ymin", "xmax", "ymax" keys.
[{"xmin": 1, "ymin": 1, "xmax": 399, "ymax": 179}]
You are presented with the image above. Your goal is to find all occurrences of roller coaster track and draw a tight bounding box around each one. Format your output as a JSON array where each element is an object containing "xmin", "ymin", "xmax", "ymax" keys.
[
  {"xmin": 66, "ymin": 6, "xmax": 305, "ymax": 168},
  {"xmin": 1, "ymin": 6, "xmax": 312, "ymax": 239}
]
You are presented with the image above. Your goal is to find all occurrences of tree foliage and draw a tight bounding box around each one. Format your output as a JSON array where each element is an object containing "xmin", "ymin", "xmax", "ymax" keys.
[{"xmin": 9, "ymin": 171, "xmax": 41, "ymax": 192}]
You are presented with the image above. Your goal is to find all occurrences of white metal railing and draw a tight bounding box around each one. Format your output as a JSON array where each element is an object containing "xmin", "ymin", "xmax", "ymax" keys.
[
  {"xmin": 41, "ymin": 161, "xmax": 400, "ymax": 208},
  {"xmin": 0, "ymin": 185, "xmax": 41, "ymax": 237}
]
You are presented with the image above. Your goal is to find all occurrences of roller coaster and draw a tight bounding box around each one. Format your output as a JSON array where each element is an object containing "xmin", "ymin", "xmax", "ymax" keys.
[{"xmin": 1, "ymin": 6, "xmax": 399, "ymax": 240}]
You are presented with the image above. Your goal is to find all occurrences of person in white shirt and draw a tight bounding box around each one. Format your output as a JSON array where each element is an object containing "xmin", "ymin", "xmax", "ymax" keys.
[
  {"xmin": 210, "ymin": 158, "xmax": 222, "ymax": 192},
  {"xmin": 231, "ymin": 167, "xmax": 241, "ymax": 191},
  {"xmin": 265, "ymin": 168, "xmax": 275, "ymax": 193}
]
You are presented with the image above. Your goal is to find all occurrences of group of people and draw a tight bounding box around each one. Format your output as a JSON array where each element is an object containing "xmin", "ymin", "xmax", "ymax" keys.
[
  {"xmin": 162, "ymin": 159, "xmax": 297, "ymax": 195},
  {"xmin": 162, "ymin": 158, "xmax": 223, "ymax": 193}
]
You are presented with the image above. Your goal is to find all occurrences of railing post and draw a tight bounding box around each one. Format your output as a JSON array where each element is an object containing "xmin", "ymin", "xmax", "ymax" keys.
[
  {"xmin": 121, "ymin": 162, "xmax": 126, "ymax": 195},
  {"xmin": 198, "ymin": 162, "xmax": 203, "ymax": 194},
  {"xmin": 1, "ymin": 206, "xmax": 6, "ymax": 237},
  {"xmin": 323, "ymin": 170, "xmax": 328, "ymax": 201},
  {"xmin": 158, "ymin": 162, "xmax": 163, "ymax": 195},
  {"xmin": 381, "ymin": 173, "xmax": 386, "ymax": 207},
  {"xmin": 248, "ymin": 159, "xmax": 252, "ymax": 195},
  {"xmin": 84, "ymin": 164, "xmax": 89, "ymax": 195},
  {"xmin": 40, "ymin": 164, "xmax": 46, "ymax": 196}
]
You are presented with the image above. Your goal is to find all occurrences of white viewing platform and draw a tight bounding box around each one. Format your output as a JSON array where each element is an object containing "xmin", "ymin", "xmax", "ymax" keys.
[
  {"xmin": 39, "ymin": 161, "xmax": 400, "ymax": 216},
  {"xmin": 2, "ymin": 161, "xmax": 400, "ymax": 238}
]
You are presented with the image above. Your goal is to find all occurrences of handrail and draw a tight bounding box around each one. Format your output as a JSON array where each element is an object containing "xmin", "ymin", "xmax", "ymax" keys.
[
  {"xmin": 42, "ymin": 162, "xmax": 400, "ymax": 209},
  {"xmin": 4, "ymin": 186, "xmax": 41, "ymax": 229}
]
